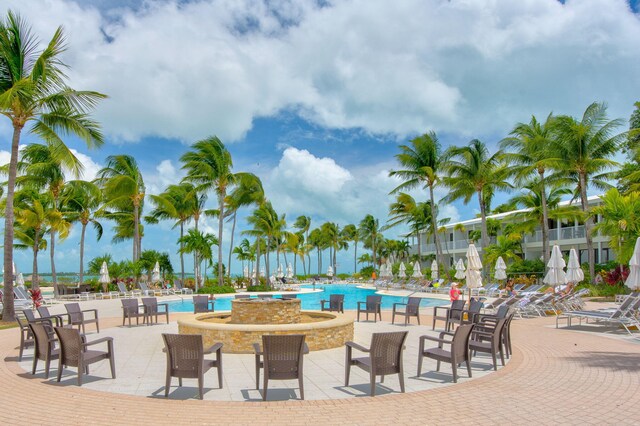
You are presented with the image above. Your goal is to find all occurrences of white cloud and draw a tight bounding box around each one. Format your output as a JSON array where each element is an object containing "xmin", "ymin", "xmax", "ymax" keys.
[
  {"xmin": 4, "ymin": 0, "xmax": 638, "ymax": 142},
  {"xmin": 69, "ymin": 149, "xmax": 101, "ymax": 181}
]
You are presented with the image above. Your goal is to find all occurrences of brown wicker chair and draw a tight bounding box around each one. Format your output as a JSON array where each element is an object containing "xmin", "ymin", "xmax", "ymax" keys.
[
  {"xmin": 320, "ymin": 294, "xmax": 344, "ymax": 313},
  {"xmin": 16, "ymin": 314, "xmax": 35, "ymax": 361},
  {"xmin": 54, "ymin": 326, "xmax": 115, "ymax": 386},
  {"xmin": 193, "ymin": 295, "xmax": 215, "ymax": 313},
  {"xmin": 432, "ymin": 300, "xmax": 466, "ymax": 330},
  {"xmin": 253, "ymin": 334, "xmax": 307, "ymax": 401},
  {"xmin": 37, "ymin": 306, "xmax": 69, "ymax": 326},
  {"xmin": 417, "ymin": 323, "xmax": 475, "ymax": 383},
  {"xmin": 141, "ymin": 297, "xmax": 169, "ymax": 325},
  {"xmin": 345, "ymin": 331, "xmax": 408, "ymax": 396},
  {"xmin": 29, "ymin": 319, "xmax": 59, "ymax": 379},
  {"xmin": 392, "ymin": 297, "xmax": 422, "ymax": 325},
  {"xmin": 162, "ymin": 333, "xmax": 223, "ymax": 400},
  {"xmin": 357, "ymin": 295, "xmax": 382, "ymax": 322},
  {"xmin": 450, "ymin": 299, "xmax": 484, "ymax": 330},
  {"xmin": 121, "ymin": 299, "xmax": 145, "ymax": 327},
  {"xmin": 64, "ymin": 303, "xmax": 100, "ymax": 333},
  {"xmin": 469, "ymin": 316, "xmax": 509, "ymax": 371}
]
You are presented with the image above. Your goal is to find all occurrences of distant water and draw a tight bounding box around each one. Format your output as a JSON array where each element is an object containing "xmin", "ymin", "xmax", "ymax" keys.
[{"xmin": 27, "ymin": 273, "xmax": 199, "ymax": 282}]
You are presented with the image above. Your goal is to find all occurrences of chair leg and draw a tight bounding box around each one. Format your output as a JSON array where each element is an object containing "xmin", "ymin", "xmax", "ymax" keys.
[
  {"xmin": 263, "ymin": 374, "xmax": 269, "ymax": 401},
  {"xmin": 436, "ymin": 360, "xmax": 441, "ymax": 372},
  {"xmin": 198, "ymin": 375, "xmax": 204, "ymax": 400},
  {"xmin": 452, "ymin": 362, "xmax": 458, "ymax": 383},
  {"xmin": 255, "ymin": 358, "xmax": 260, "ymax": 390},
  {"xmin": 78, "ymin": 363, "xmax": 83, "ymax": 386},
  {"xmin": 399, "ymin": 365, "xmax": 405, "ymax": 393},
  {"xmin": 217, "ymin": 358, "xmax": 223, "ymax": 389},
  {"xmin": 179, "ymin": 377, "xmax": 183, "ymax": 386},
  {"xmin": 392, "ymin": 311, "xmax": 396, "ymax": 324},
  {"xmin": 369, "ymin": 370, "xmax": 376, "ymax": 397},
  {"xmin": 491, "ymin": 350, "xmax": 498, "ymax": 371},
  {"xmin": 298, "ymin": 375, "xmax": 304, "ymax": 400},
  {"xmin": 345, "ymin": 350, "xmax": 351, "ymax": 386},
  {"xmin": 466, "ymin": 360, "xmax": 472, "ymax": 378},
  {"xmin": 417, "ymin": 353, "xmax": 423, "ymax": 376},
  {"xmin": 417, "ymin": 313, "xmax": 421, "ymax": 325},
  {"xmin": 165, "ymin": 375, "xmax": 171, "ymax": 397},
  {"xmin": 19, "ymin": 334, "xmax": 25, "ymax": 362}
]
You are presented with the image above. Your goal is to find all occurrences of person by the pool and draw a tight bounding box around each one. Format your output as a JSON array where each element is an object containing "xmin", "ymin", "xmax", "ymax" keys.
[{"xmin": 449, "ymin": 282, "xmax": 462, "ymax": 302}]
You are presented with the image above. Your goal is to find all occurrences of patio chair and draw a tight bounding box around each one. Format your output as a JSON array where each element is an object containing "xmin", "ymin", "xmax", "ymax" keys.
[
  {"xmin": 357, "ymin": 295, "xmax": 382, "ymax": 322},
  {"xmin": 142, "ymin": 297, "xmax": 169, "ymax": 325},
  {"xmin": 37, "ymin": 306, "xmax": 69, "ymax": 327},
  {"xmin": 345, "ymin": 331, "xmax": 408, "ymax": 397},
  {"xmin": 391, "ymin": 297, "xmax": 422, "ymax": 325},
  {"xmin": 54, "ymin": 326, "xmax": 115, "ymax": 386},
  {"xmin": 162, "ymin": 333, "xmax": 223, "ymax": 399},
  {"xmin": 432, "ymin": 300, "xmax": 466, "ymax": 331},
  {"xmin": 121, "ymin": 299, "xmax": 145, "ymax": 327},
  {"xmin": 139, "ymin": 281, "xmax": 163, "ymax": 297},
  {"xmin": 556, "ymin": 297, "xmax": 640, "ymax": 334},
  {"xmin": 417, "ymin": 323, "xmax": 475, "ymax": 383},
  {"xmin": 117, "ymin": 281, "xmax": 142, "ymax": 298},
  {"xmin": 454, "ymin": 299, "xmax": 484, "ymax": 328},
  {"xmin": 253, "ymin": 334, "xmax": 307, "ymax": 401},
  {"xmin": 15, "ymin": 314, "xmax": 35, "ymax": 361},
  {"xmin": 65, "ymin": 303, "xmax": 100, "ymax": 334},
  {"xmin": 29, "ymin": 319, "xmax": 59, "ymax": 379},
  {"xmin": 193, "ymin": 295, "xmax": 215, "ymax": 313},
  {"xmin": 320, "ymin": 294, "xmax": 345, "ymax": 313},
  {"xmin": 469, "ymin": 316, "xmax": 509, "ymax": 371}
]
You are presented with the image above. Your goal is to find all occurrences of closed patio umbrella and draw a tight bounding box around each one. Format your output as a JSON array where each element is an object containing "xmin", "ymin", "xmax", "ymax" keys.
[
  {"xmin": 454, "ymin": 259, "xmax": 466, "ymax": 280},
  {"xmin": 625, "ymin": 237, "xmax": 640, "ymax": 290},
  {"xmin": 565, "ymin": 248, "xmax": 584, "ymax": 285},
  {"xmin": 398, "ymin": 262, "xmax": 406, "ymax": 278},
  {"xmin": 543, "ymin": 245, "xmax": 567, "ymax": 292},
  {"xmin": 276, "ymin": 264, "xmax": 284, "ymax": 279},
  {"xmin": 412, "ymin": 261, "xmax": 422, "ymax": 278},
  {"xmin": 151, "ymin": 261, "xmax": 161, "ymax": 283},
  {"xmin": 430, "ymin": 260, "xmax": 438, "ymax": 280},
  {"xmin": 465, "ymin": 243, "xmax": 483, "ymax": 299},
  {"xmin": 327, "ymin": 265, "xmax": 333, "ymax": 277},
  {"xmin": 16, "ymin": 272, "xmax": 25, "ymax": 288},
  {"xmin": 286, "ymin": 264, "xmax": 294, "ymax": 279},
  {"xmin": 494, "ymin": 256, "xmax": 507, "ymax": 281}
]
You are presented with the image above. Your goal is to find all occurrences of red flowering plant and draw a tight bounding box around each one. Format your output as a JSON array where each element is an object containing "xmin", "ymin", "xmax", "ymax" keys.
[
  {"xmin": 28, "ymin": 288, "xmax": 43, "ymax": 308},
  {"xmin": 604, "ymin": 266, "xmax": 629, "ymax": 286}
]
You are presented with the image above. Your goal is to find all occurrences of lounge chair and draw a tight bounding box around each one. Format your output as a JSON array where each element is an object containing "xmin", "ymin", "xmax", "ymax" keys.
[
  {"xmin": 65, "ymin": 303, "xmax": 100, "ymax": 333},
  {"xmin": 391, "ymin": 297, "xmax": 422, "ymax": 325},
  {"xmin": 469, "ymin": 316, "xmax": 509, "ymax": 371},
  {"xmin": 432, "ymin": 300, "xmax": 466, "ymax": 331},
  {"xmin": 138, "ymin": 281, "xmax": 163, "ymax": 297},
  {"xmin": 121, "ymin": 299, "xmax": 145, "ymax": 327},
  {"xmin": 141, "ymin": 297, "xmax": 169, "ymax": 325},
  {"xmin": 345, "ymin": 331, "xmax": 408, "ymax": 396},
  {"xmin": 29, "ymin": 319, "xmax": 59, "ymax": 379},
  {"xmin": 253, "ymin": 334, "xmax": 307, "ymax": 401},
  {"xmin": 162, "ymin": 333, "xmax": 223, "ymax": 400},
  {"xmin": 320, "ymin": 294, "xmax": 344, "ymax": 313},
  {"xmin": 357, "ymin": 295, "xmax": 382, "ymax": 322},
  {"xmin": 417, "ymin": 323, "xmax": 475, "ymax": 383},
  {"xmin": 556, "ymin": 297, "xmax": 640, "ymax": 334},
  {"xmin": 117, "ymin": 281, "xmax": 141, "ymax": 298},
  {"xmin": 173, "ymin": 280, "xmax": 193, "ymax": 294},
  {"xmin": 54, "ymin": 326, "xmax": 115, "ymax": 386},
  {"xmin": 193, "ymin": 295, "xmax": 215, "ymax": 313}
]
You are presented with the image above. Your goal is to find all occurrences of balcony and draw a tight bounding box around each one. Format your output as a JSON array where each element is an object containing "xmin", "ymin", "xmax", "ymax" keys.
[{"xmin": 523, "ymin": 226, "xmax": 586, "ymax": 243}]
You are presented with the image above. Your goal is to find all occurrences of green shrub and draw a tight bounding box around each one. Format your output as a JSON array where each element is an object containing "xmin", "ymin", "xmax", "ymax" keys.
[
  {"xmin": 246, "ymin": 284, "xmax": 271, "ymax": 292},
  {"xmin": 359, "ymin": 266, "xmax": 374, "ymax": 277},
  {"xmin": 197, "ymin": 285, "xmax": 236, "ymax": 294},
  {"xmin": 577, "ymin": 283, "xmax": 627, "ymax": 298}
]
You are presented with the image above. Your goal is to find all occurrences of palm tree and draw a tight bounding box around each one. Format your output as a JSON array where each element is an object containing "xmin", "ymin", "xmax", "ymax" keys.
[
  {"xmin": 551, "ymin": 102, "xmax": 625, "ymax": 280},
  {"xmin": 592, "ymin": 189, "xmax": 640, "ymax": 264},
  {"xmin": 321, "ymin": 222, "xmax": 341, "ymax": 274},
  {"xmin": 224, "ymin": 173, "xmax": 263, "ymax": 277},
  {"xmin": 95, "ymin": 155, "xmax": 145, "ymax": 262},
  {"xmin": 147, "ymin": 182, "xmax": 199, "ymax": 285},
  {"xmin": 293, "ymin": 216, "xmax": 311, "ymax": 275},
  {"xmin": 340, "ymin": 224, "xmax": 358, "ymax": 274},
  {"xmin": 308, "ymin": 228, "xmax": 325, "ymax": 274},
  {"xmin": 483, "ymin": 235, "xmax": 522, "ymax": 273},
  {"xmin": 0, "ymin": 11, "xmax": 106, "ymax": 320},
  {"xmin": 359, "ymin": 214, "xmax": 382, "ymax": 267},
  {"xmin": 384, "ymin": 193, "xmax": 433, "ymax": 263},
  {"xmin": 179, "ymin": 229, "xmax": 218, "ymax": 290},
  {"xmin": 181, "ymin": 136, "xmax": 237, "ymax": 286},
  {"xmin": 443, "ymin": 139, "xmax": 511, "ymax": 259},
  {"xmin": 244, "ymin": 201, "xmax": 281, "ymax": 286},
  {"xmin": 389, "ymin": 132, "xmax": 445, "ymax": 267},
  {"xmin": 501, "ymin": 113, "xmax": 557, "ymax": 265}
]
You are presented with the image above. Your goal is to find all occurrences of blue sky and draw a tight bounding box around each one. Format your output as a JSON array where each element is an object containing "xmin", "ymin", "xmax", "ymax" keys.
[{"xmin": 2, "ymin": 0, "xmax": 640, "ymax": 276}]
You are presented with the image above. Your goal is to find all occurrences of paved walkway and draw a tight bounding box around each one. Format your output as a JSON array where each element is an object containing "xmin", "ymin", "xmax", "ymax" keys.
[{"xmin": 1, "ymin": 299, "xmax": 639, "ymax": 425}]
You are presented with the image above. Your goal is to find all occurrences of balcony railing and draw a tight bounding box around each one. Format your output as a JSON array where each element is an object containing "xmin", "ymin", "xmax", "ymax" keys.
[{"xmin": 523, "ymin": 225, "xmax": 585, "ymax": 243}]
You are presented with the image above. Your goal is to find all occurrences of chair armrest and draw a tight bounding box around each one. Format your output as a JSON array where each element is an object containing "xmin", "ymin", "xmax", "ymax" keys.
[
  {"xmin": 438, "ymin": 331, "xmax": 455, "ymax": 338},
  {"xmin": 345, "ymin": 341, "xmax": 369, "ymax": 352},
  {"xmin": 393, "ymin": 303, "xmax": 407, "ymax": 309},
  {"xmin": 303, "ymin": 342, "xmax": 310, "ymax": 355},
  {"xmin": 356, "ymin": 301, "xmax": 365, "ymax": 309},
  {"xmin": 433, "ymin": 306, "xmax": 450, "ymax": 316},
  {"xmin": 420, "ymin": 335, "xmax": 453, "ymax": 345},
  {"xmin": 158, "ymin": 303, "xmax": 169, "ymax": 312},
  {"xmin": 252, "ymin": 343, "xmax": 262, "ymax": 355},
  {"xmin": 81, "ymin": 309, "xmax": 99, "ymax": 319},
  {"xmin": 205, "ymin": 342, "xmax": 223, "ymax": 354},
  {"xmin": 472, "ymin": 330, "xmax": 493, "ymax": 338},
  {"xmin": 83, "ymin": 336, "xmax": 113, "ymax": 347}
]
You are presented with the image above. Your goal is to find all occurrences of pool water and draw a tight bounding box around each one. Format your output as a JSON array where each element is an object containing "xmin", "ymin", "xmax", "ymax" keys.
[{"xmin": 164, "ymin": 284, "xmax": 447, "ymax": 312}]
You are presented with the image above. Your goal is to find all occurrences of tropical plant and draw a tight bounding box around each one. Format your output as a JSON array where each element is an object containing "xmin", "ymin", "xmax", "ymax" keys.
[
  {"xmin": 340, "ymin": 224, "xmax": 358, "ymax": 274},
  {"xmin": 551, "ymin": 102, "xmax": 625, "ymax": 281},
  {"xmin": 592, "ymin": 188, "xmax": 640, "ymax": 264},
  {"xmin": 293, "ymin": 215, "xmax": 311, "ymax": 275},
  {"xmin": 483, "ymin": 235, "xmax": 522, "ymax": 274},
  {"xmin": 359, "ymin": 214, "xmax": 382, "ymax": 267},
  {"xmin": 178, "ymin": 229, "xmax": 218, "ymax": 290},
  {"xmin": 0, "ymin": 11, "xmax": 106, "ymax": 320},
  {"xmin": 243, "ymin": 201, "xmax": 282, "ymax": 286}
]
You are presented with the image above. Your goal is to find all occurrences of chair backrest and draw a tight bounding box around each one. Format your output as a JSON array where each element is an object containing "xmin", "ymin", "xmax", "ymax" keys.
[
  {"xmin": 262, "ymin": 334, "xmax": 306, "ymax": 380},
  {"xmin": 468, "ymin": 300, "xmax": 484, "ymax": 314},
  {"xmin": 235, "ymin": 294, "xmax": 251, "ymax": 299},
  {"xmin": 117, "ymin": 282, "xmax": 127, "ymax": 293},
  {"xmin": 55, "ymin": 326, "xmax": 84, "ymax": 367},
  {"xmin": 65, "ymin": 303, "xmax": 83, "ymax": 322},
  {"xmin": 142, "ymin": 297, "xmax": 158, "ymax": 312},
  {"xmin": 330, "ymin": 294, "xmax": 344, "ymax": 310},
  {"xmin": 173, "ymin": 280, "xmax": 183, "ymax": 290},
  {"xmin": 22, "ymin": 309, "xmax": 37, "ymax": 322},
  {"xmin": 121, "ymin": 298, "xmax": 139, "ymax": 313},
  {"xmin": 495, "ymin": 304, "xmax": 510, "ymax": 318},
  {"xmin": 451, "ymin": 300, "xmax": 466, "ymax": 311},
  {"xmin": 193, "ymin": 295, "xmax": 210, "ymax": 313},
  {"xmin": 37, "ymin": 306, "xmax": 51, "ymax": 317},
  {"xmin": 29, "ymin": 320, "xmax": 55, "ymax": 361},
  {"xmin": 406, "ymin": 297, "xmax": 421, "ymax": 314},
  {"xmin": 366, "ymin": 295, "xmax": 382, "ymax": 310},
  {"xmin": 14, "ymin": 287, "xmax": 29, "ymax": 300},
  {"xmin": 139, "ymin": 282, "xmax": 150, "ymax": 291},
  {"xmin": 488, "ymin": 317, "xmax": 508, "ymax": 346},
  {"xmin": 162, "ymin": 333, "xmax": 204, "ymax": 379},
  {"xmin": 452, "ymin": 324, "xmax": 474, "ymax": 360},
  {"xmin": 369, "ymin": 331, "xmax": 408, "ymax": 376}
]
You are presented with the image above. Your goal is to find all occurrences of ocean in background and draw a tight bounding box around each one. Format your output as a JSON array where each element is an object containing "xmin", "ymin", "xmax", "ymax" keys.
[{"xmin": 28, "ymin": 273, "xmax": 199, "ymax": 283}]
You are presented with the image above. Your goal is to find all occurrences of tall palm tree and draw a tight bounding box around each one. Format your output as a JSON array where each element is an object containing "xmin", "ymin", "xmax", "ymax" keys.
[
  {"xmin": 389, "ymin": 132, "xmax": 445, "ymax": 267},
  {"xmin": 308, "ymin": 228, "xmax": 325, "ymax": 275},
  {"xmin": 551, "ymin": 102, "xmax": 625, "ymax": 280},
  {"xmin": 147, "ymin": 182, "xmax": 199, "ymax": 285},
  {"xmin": 244, "ymin": 201, "xmax": 281, "ymax": 286},
  {"xmin": 340, "ymin": 224, "xmax": 358, "ymax": 274},
  {"xmin": 384, "ymin": 193, "xmax": 433, "ymax": 263},
  {"xmin": 358, "ymin": 214, "xmax": 382, "ymax": 268},
  {"xmin": 321, "ymin": 222, "xmax": 341, "ymax": 274},
  {"xmin": 501, "ymin": 113, "xmax": 557, "ymax": 265},
  {"xmin": 179, "ymin": 229, "xmax": 218, "ymax": 290},
  {"xmin": 224, "ymin": 173, "xmax": 263, "ymax": 277},
  {"xmin": 60, "ymin": 180, "xmax": 103, "ymax": 285},
  {"xmin": 0, "ymin": 11, "xmax": 106, "ymax": 320},
  {"xmin": 293, "ymin": 216, "xmax": 311, "ymax": 275},
  {"xmin": 95, "ymin": 155, "xmax": 145, "ymax": 262},
  {"xmin": 443, "ymin": 139, "xmax": 511, "ymax": 259},
  {"xmin": 181, "ymin": 136, "xmax": 238, "ymax": 285}
]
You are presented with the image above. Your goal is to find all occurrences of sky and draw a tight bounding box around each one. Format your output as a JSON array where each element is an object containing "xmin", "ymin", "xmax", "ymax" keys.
[{"xmin": 1, "ymin": 0, "xmax": 639, "ymax": 277}]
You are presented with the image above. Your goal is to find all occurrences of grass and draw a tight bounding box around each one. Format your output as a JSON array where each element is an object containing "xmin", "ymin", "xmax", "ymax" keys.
[{"xmin": 0, "ymin": 320, "xmax": 18, "ymax": 330}]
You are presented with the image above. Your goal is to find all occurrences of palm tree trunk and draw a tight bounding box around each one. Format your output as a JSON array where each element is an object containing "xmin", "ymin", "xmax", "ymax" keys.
[
  {"xmin": 133, "ymin": 203, "xmax": 140, "ymax": 261},
  {"xmin": 50, "ymin": 230, "xmax": 57, "ymax": 287},
  {"xmin": 32, "ymin": 237, "xmax": 40, "ymax": 290},
  {"xmin": 539, "ymin": 170, "xmax": 550, "ymax": 266},
  {"xmin": 217, "ymin": 195, "xmax": 225, "ymax": 285},
  {"xmin": 180, "ymin": 222, "xmax": 185, "ymax": 285},
  {"xmin": 580, "ymin": 172, "xmax": 595, "ymax": 282},
  {"xmin": 2, "ymin": 124, "xmax": 23, "ymax": 321},
  {"xmin": 255, "ymin": 237, "xmax": 261, "ymax": 286},
  {"xmin": 429, "ymin": 185, "xmax": 442, "ymax": 267},
  {"xmin": 478, "ymin": 190, "xmax": 489, "ymax": 277},
  {"xmin": 317, "ymin": 248, "xmax": 321, "ymax": 274},
  {"xmin": 79, "ymin": 223, "xmax": 87, "ymax": 285},
  {"xmin": 227, "ymin": 211, "xmax": 237, "ymax": 277},
  {"xmin": 354, "ymin": 241, "xmax": 358, "ymax": 275}
]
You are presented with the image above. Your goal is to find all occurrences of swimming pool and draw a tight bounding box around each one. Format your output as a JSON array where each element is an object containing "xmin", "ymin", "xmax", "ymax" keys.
[{"xmin": 165, "ymin": 284, "xmax": 447, "ymax": 312}]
